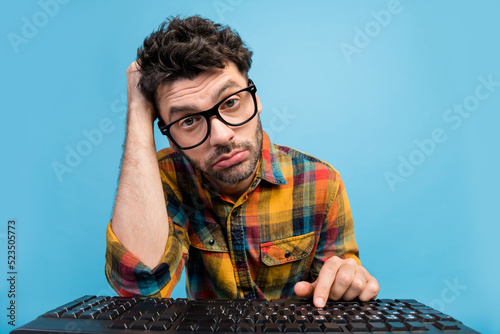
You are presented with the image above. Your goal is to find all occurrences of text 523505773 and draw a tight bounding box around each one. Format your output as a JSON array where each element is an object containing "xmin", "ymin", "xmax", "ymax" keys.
[{"xmin": 7, "ymin": 219, "xmax": 17, "ymax": 327}]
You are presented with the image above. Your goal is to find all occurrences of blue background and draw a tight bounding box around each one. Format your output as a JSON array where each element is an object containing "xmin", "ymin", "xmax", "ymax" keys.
[{"xmin": 1, "ymin": 1, "xmax": 499, "ymax": 333}]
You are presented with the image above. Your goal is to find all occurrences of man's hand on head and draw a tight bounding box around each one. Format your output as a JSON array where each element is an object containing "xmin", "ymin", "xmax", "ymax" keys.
[
  {"xmin": 126, "ymin": 61, "xmax": 156, "ymax": 123},
  {"xmin": 294, "ymin": 256, "xmax": 379, "ymax": 308}
]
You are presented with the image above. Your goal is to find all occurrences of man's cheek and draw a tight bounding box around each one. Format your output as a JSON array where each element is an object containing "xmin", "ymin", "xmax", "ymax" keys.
[{"xmin": 167, "ymin": 139, "xmax": 180, "ymax": 152}]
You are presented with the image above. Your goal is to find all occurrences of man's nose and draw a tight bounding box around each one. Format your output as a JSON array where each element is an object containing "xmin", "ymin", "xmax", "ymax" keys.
[{"xmin": 209, "ymin": 117, "xmax": 234, "ymax": 147}]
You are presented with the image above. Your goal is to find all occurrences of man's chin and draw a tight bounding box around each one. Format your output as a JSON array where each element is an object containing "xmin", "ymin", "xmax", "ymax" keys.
[{"xmin": 207, "ymin": 161, "xmax": 254, "ymax": 184}]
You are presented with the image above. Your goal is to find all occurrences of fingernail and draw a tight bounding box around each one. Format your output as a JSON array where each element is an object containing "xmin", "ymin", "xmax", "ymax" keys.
[{"xmin": 314, "ymin": 297, "xmax": 325, "ymax": 307}]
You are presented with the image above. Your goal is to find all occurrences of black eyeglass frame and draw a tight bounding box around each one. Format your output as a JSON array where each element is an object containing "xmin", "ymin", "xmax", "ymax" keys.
[{"xmin": 157, "ymin": 81, "xmax": 258, "ymax": 150}]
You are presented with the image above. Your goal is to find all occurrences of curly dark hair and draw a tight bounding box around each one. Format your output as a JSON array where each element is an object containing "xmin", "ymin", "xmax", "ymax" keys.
[{"xmin": 136, "ymin": 15, "xmax": 253, "ymax": 106}]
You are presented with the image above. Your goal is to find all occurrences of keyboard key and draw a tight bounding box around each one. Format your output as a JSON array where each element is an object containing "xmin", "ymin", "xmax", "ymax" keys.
[
  {"xmin": 217, "ymin": 323, "xmax": 235, "ymax": 332},
  {"xmin": 157, "ymin": 311, "xmax": 178, "ymax": 322},
  {"xmin": 130, "ymin": 320, "xmax": 151, "ymax": 330},
  {"xmin": 256, "ymin": 315, "xmax": 273, "ymax": 324},
  {"xmin": 96, "ymin": 310, "xmax": 120, "ymax": 320},
  {"xmin": 283, "ymin": 323, "xmax": 303, "ymax": 332},
  {"xmin": 139, "ymin": 312, "xmax": 159, "ymax": 321},
  {"xmin": 294, "ymin": 315, "xmax": 310, "ymax": 323},
  {"xmin": 275, "ymin": 315, "xmax": 292, "ymax": 323},
  {"xmin": 197, "ymin": 322, "xmax": 217, "ymax": 331},
  {"xmin": 433, "ymin": 321, "xmax": 460, "ymax": 330},
  {"xmin": 367, "ymin": 322, "xmax": 388, "ymax": 331},
  {"xmin": 176, "ymin": 322, "xmax": 198, "ymax": 331},
  {"xmin": 386, "ymin": 322, "xmax": 407, "ymax": 331},
  {"xmin": 400, "ymin": 314, "xmax": 419, "ymax": 322},
  {"xmin": 381, "ymin": 314, "xmax": 400, "ymax": 322},
  {"xmin": 61, "ymin": 310, "xmax": 83, "ymax": 319},
  {"xmin": 346, "ymin": 322, "xmax": 370, "ymax": 332},
  {"xmin": 72, "ymin": 303, "xmax": 92, "ymax": 312},
  {"xmin": 111, "ymin": 296, "xmax": 138, "ymax": 303},
  {"xmin": 109, "ymin": 319, "xmax": 130, "ymax": 329},
  {"xmin": 434, "ymin": 313, "xmax": 455, "ymax": 321},
  {"xmin": 78, "ymin": 310, "xmax": 101, "ymax": 319},
  {"xmin": 405, "ymin": 321, "xmax": 428, "ymax": 331},
  {"xmin": 55, "ymin": 301, "xmax": 82, "ymax": 311},
  {"xmin": 236, "ymin": 322, "xmax": 256, "ymax": 332},
  {"xmin": 42, "ymin": 309, "xmax": 66, "ymax": 318},
  {"xmin": 311, "ymin": 315, "xmax": 328, "ymax": 323},
  {"xmin": 174, "ymin": 298, "xmax": 189, "ymax": 305},
  {"xmin": 364, "ymin": 314, "xmax": 383, "ymax": 322},
  {"xmin": 159, "ymin": 298, "xmax": 174, "ymax": 307},
  {"xmin": 322, "ymin": 323, "xmax": 342, "ymax": 332},
  {"xmin": 120, "ymin": 311, "xmax": 141, "ymax": 321},
  {"xmin": 378, "ymin": 299, "xmax": 395, "ymax": 303},
  {"xmin": 345, "ymin": 315, "xmax": 364, "ymax": 323},
  {"xmin": 419, "ymin": 314, "xmax": 438, "ymax": 322},
  {"xmin": 220, "ymin": 315, "xmax": 237, "ymax": 324},
  {"xmin": 149, "ymin": 321, "xmax": 171, "ymax": 331},
  {"xmin": 263, "ymin": 323, "xmax": 283, "ymax": 332},
  {"xmin": 330, "ymin": 315, "xmax": 347, "ymax": 323},
  {"xmin": 302, "ymin": 323, "xmax": 323, "ymax": 332},
  {"xmin": 396, "ymin": 299, "xmax": 418, "ymax": 303}
]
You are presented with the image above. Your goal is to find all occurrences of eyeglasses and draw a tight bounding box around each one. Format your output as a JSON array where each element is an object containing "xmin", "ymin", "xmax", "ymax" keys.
[{"xmin": 158, "ymin": 81, "xmax": 258, "ymax": 150}]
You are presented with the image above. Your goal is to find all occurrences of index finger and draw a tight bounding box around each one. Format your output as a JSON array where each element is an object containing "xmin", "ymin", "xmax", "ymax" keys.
[{"xmin": 312, "ymin": 257, "xmax": 344, "ymax": 307}]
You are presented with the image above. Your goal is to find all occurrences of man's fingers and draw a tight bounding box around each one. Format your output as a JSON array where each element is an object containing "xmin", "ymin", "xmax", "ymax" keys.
[
  {"xmin": 303, "ymin": 257, "xmax": 378, "ymax": 306},
  {"xmin": 340, "ymin": 266, "xmax": 367, "ymax": 301},
  {"xmin": 358, "ymin": 276, "xmax": 380, "ymax": 301},
  {"xmin": 327, "ymin": 261, "xmax": 356, "ymax": 301},
  {"xmin": 312, "ymin": 257, "xmax": 343, "ymax": 307},
  {"xmin": 294, "ymin": 281, "xmax": 316, "ymax": 298}
]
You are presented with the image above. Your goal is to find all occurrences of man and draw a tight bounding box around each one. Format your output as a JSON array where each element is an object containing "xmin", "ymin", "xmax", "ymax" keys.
[{"xmin": 105, "ymin": 15, "xmax": 379, "ymax": 307}]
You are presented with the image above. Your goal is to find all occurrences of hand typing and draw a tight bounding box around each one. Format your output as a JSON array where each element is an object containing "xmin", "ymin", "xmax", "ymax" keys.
[{"xmin": 294, "ymin": 256, "xmax": 379, "ymax": 308}]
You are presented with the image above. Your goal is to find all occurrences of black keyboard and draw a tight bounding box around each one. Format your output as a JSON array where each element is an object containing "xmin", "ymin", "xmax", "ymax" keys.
[{"xmin": 11, "ymin": 295, "xmax": 479, "ymax": 333}]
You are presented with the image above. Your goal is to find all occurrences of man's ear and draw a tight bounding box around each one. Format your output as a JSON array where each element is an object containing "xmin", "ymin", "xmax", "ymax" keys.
[{"xmin": 256, "ymin": 93, "xmax": 263, "ymax": 115}]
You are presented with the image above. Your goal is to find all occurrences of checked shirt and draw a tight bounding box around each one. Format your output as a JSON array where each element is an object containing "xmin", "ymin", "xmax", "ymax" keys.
[{"xmin": 105, "ymin": 132, "xmax": 359, "ymax": 299}]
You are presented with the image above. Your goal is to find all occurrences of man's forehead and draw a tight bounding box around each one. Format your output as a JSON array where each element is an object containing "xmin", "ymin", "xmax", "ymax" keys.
[
  {"xmin": 158, "ymin": 69, "xmax": 221, "ymax": 99},
  {"xmin": 157, "ymin": 64, "xmax": 247, "ymax": 113}
]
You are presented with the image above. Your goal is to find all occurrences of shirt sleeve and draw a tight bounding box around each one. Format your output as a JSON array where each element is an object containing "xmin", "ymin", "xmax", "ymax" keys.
[
  {"xmin": 104, "ymin": 217, "xmax": 189, "ymax": 298},
  {"xmin": 309, "ymin": 175, "xmax": 360, "ymax": 281}
]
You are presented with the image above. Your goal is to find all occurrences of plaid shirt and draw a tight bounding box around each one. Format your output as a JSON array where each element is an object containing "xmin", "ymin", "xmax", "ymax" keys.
[{"xmin": 105, "ymin": 132, "xmax": 359, "ymax": 299}]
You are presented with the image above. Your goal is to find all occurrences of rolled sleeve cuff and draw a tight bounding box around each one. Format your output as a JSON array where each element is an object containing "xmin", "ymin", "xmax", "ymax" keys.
[{"xmin": 105, "ymin": 219, "xmax": 188, "ymax": 297}]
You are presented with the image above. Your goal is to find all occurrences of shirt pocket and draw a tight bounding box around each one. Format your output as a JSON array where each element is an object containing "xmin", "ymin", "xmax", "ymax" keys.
[
  {"xmin": 187, "ymin": 223, "xmax": 238, "ymax": 298},
  {"xmin": 256, "ymin": 231, "xmax": 315, "ymax": 298},
  {"xmin": 189, "ymin": 222, "xmax": 228, "ymax": 252},
  {"xmin": 188, "ymin": 223, "xmax": 230, "ymax": 275}
]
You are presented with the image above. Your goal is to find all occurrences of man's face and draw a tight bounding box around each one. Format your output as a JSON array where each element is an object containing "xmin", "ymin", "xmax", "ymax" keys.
[{"xmin": 157, "ymin": 62, "xmax": 263, "ymax": 188}]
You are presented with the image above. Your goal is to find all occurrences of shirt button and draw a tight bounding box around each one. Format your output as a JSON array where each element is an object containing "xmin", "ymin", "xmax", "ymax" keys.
[
  {"xmin": 236, "ymin": 259, "xmax": 243, "ymax": 266},
  {"xmin": 208, "ymin": 239, "xmax": 215, "ymax": 245},
  {"xmin": 284, "ymin": 251, "xmax": 291, "ymax": 258}
]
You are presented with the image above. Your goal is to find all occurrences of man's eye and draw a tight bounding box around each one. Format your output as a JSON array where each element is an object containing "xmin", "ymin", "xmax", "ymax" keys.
[
  {"xmin": 180, "ymin": 117, "xmax": 196, "ymax": 127},
  {"xmin": 222, "ymin": 98, "xmax": 239, "ymax": 109}
]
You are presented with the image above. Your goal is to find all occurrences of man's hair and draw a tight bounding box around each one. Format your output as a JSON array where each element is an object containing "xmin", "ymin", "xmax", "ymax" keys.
[{"xmin": 136, "ymin": 15, "xmax": 253, "ymax": 106}]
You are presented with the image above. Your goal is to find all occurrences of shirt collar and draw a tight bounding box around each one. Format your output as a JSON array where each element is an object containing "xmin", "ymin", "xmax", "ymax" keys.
[{"xmin": 258, "ymin": 131, "xmax": 287, "ymax": 186}]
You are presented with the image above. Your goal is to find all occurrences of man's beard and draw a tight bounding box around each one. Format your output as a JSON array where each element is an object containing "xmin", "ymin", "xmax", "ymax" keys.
[{"xmin": 181, "ymin": 119, "xmax": 263, "ymax": 185}]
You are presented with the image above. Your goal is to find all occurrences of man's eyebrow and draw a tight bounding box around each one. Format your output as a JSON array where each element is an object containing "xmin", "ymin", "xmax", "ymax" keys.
[
  {"xmin": 169, "ymin": 104, "xmax": 200, "ymax": 117},
  {"xmin": 212, "ymin": 80, "xmax": 241, "ymax": 102}
]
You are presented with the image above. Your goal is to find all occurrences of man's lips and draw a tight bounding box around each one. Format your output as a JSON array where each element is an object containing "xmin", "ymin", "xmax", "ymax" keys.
[{"xmin": 213, "ymin": 150, "xmax": 248, "ymax": 169}]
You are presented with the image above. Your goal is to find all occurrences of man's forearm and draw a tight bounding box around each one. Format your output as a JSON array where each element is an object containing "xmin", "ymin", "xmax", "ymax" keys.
[{"xmin": 111, "ymin": 99, "xmax": 169, "ymax": 269}]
